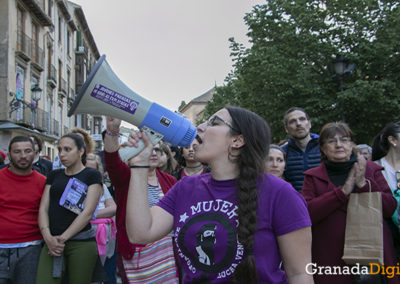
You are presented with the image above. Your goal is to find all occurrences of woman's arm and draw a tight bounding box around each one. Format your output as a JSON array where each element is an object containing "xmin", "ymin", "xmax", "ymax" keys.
[
  {"xmin": 125, "ymin": 131, "xmax": 174, "ymax": 244},
  {"xmin": 371, "ymin": 168, "xmax": 396, "ymax": 218},
  {"xmin": 277, "ymin": 227, "xmax": 314, "ymax": 284},
  {"xmin": 302, "ymin": 175, "xmax": 349, "ymax": 225},
  {"xmin": 59, "ymin": 183, "xmax": 102, "ymax": 242},
  {"xmin": 95, "ymin": 186, "xmax": 117, "ymax": 219},
  {"xmin": 38, "ymin": 185, "xmax": 65, "ymax": 256},
  {"xmin": 126, "ymin": 168, "xmax": 174, "ymax": 244},
  {"xmin": 104, "ymin": 117, "xmax": 121, "ymax": 153}
]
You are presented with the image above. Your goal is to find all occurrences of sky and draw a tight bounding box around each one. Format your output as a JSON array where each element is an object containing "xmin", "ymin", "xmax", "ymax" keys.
[{"xmin": 71, "ymin": 0, "xmax": 265, "ymax": 112}]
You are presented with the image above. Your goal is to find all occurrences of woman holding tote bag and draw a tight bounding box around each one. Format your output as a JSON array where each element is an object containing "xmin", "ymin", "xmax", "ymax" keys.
[{"xmin": 302, "ymin": 122, "xmax": 399, "ymax": 284}]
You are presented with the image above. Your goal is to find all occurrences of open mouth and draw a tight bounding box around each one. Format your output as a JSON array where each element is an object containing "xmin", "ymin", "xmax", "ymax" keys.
[{"xmin": 196, "ymin": 134, "xmax": 203, "ymax": 144}]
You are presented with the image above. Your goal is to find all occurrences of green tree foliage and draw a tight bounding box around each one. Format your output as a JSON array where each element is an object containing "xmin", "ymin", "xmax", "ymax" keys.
[{"xmin": 203, "ymin": 0, "xmax": 400, "ymax": 144}]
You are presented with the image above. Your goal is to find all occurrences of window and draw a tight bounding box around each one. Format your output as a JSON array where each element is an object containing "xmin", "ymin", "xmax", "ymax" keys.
[
  {"xmin": 58, "ymin": 17, "xmax": 62, "ymax": 42},
  {"xmin": 76, "ymin": 114, "xmax": 82, "ymax": 128},
  {"xmin": 58, "ymin": 103, "xmax": 62, "ymax": 135},
  {"xmin": 15, "ymin": 66, "xmax": 25, "ymax": 121},
  {"xmin": 17, "ymin": 7, "xmax": 24, "ymax": 50},
  {"xmin": 67, "ymin": 69, "xmax": 70, "ymax": 95},
  {"xmin": 58, "ymin": 60, "xmax": 62, "ymax": 91},
  {"xmin": 47, "ymin": 94, "xmax": 53, "ymax": 131},
  {"xmin": 48, "ymin": 0, "xmax": 53, "ymax": 18},
  {"xmin": 67, "ymin": 30, "xmax": 71, "ymax": 55},
  {"xmin": 47, "ymin": 47, "xmax": 53, "ymax": 79},
  {"xmin": 32, "ymin": 22, "xmax": 39, "ymax": 62}
]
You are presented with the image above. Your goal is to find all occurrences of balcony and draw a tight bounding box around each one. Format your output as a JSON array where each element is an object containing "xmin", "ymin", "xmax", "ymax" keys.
[
  {"xmin": 68, "ymin": 88, "xmax": 75, "ymax": 103},
  {"xmin": 31, "ymin": 44, "xmax": 45, "ymax": 71},
  {"xmin": 47, "ymin": 64, "xmax": 57, "ymax": 87},
  {"xmin": 58, "ymin": 78, "xmax": 67, "ymax": 97},
  {"xmin": 8, "ymin": 105, "xmax": 67, "ymax": 138},
  {"xmin": 40, "ymin": 109, "xmax": 62, "ymax": 137},
  {"xmin": 16, "ymin": 30, "xmax": 32, "ymax": 61},
  {"xmin": 8, "ymin": 104, "xmax": 44, "ymax": 131},
  {"xmin": 75, "ymin": 44, "xmax": 88, "ymax": 58},
  {"xmin": 20, "ymin": 0, "xmax": 52, "ymax": 26}
]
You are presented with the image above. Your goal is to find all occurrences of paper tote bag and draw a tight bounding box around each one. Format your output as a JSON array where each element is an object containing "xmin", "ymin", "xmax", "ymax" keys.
[{"xmin": 342, "ymin": 186, "xmax": 384, "ymax": 265}]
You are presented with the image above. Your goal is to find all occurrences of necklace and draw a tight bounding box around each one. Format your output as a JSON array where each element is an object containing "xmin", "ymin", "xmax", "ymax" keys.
[
  {"xmin": 184, "ymin": 166, "xmax": 204, "ymax": 176},
  {"xmin": 185, "ymin": 164, "xmax": 203, "ymax": 169}
]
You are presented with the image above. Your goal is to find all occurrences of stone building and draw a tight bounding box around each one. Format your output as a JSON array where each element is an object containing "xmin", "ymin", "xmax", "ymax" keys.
[
  {"xmin": 0, "ymin": 0, "xmax": 103, "ymax": 159},
  {"xmin": 179, "ymin": 87, "xmax": 215, "ymax": 126}
]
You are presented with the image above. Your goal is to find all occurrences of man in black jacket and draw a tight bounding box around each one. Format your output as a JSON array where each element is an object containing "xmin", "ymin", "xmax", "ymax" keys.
[
  {"xmin": 29, "ymin": 134, "xmax": 53, "ymax": 176},
  {"xmin": 281, "ymin": 107, "xmax": 321, "ymax": 192}
]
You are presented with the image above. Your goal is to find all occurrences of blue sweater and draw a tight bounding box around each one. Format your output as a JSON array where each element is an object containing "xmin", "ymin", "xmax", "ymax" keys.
[{"xmin": 282, "ymin": 133, "xmax": 321, "ymax": 192}]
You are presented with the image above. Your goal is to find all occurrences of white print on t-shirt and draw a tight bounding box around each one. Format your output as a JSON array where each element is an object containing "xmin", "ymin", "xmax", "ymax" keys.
[
  {"xmin": 175, "ymin": 227, "xmax": 197, "ymax": 274},
  {"xmin": 190, "ymin": 199, "xmax": 238, "ymax": 222},
  {"xmin": 195, "ymin": 223, "xmax": 217, "ymax": 265},
  {"xmin": 176, "ymin": 198, "xmax": 244, "ymax": 281},
  {"xmin": 217, "ymin": 240, "xmax": 243, "ymax": 279}
]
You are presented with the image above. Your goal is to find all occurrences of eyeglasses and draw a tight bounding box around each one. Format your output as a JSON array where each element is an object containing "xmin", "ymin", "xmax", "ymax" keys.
[
  {"xmin": 153, "ymin": 147, "xmax": 164, "ymax": 155},
  {"xmin": 207, "ymin": 115, "xmax": 239, "ymax": 132},
  {"xmin": 326, "ymin": 137, "xmax": 351, "ymax": 145}
]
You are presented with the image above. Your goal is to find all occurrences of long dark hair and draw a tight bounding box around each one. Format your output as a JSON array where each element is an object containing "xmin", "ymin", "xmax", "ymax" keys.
[
  {"xmin": 226, "ymin": 106, "xmax": 271, "ymax": 283},
  {"xmin": 159, "ymin": 143, "xmax": 178, "ymax": 174},
  {"xmin": 59, "ymin": 133, "xmax": 87, "ymax": 165},
  {"xmin": 372, "ymin": 121, "xmax": 400, "ymax": 161}
]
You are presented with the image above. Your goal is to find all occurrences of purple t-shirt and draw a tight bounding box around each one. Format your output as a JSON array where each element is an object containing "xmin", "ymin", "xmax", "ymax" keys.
[{"xmin": 157, "ymin": 173, "xmax": 311, "ymax": 283}]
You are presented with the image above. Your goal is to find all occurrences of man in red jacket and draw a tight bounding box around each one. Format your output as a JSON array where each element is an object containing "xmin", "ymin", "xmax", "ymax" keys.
[{"xmin": 0, "ymin": 136, "xmax": 46, "ymax": 283}]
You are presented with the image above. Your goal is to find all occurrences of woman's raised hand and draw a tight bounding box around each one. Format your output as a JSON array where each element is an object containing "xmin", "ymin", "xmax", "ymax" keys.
[
  {"xmin": 126, "ymin": 131, "xmax": 153, "ymax": 167},
  {"xmin": 342, "ymin": 167, "xmax": 356, "ymax": 195},
  {"xmin": 106, "ymin": 116, "xmax": 121, "ymax": 132},
  {"xmin": 353, "ymin": 153, "xmax": 367, "ymax": 188}
]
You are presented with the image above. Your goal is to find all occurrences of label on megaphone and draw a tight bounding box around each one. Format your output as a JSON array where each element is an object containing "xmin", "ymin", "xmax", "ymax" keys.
[{"xmin": 118, "ymin": 126, "xmax": 164, "ymax": 162}]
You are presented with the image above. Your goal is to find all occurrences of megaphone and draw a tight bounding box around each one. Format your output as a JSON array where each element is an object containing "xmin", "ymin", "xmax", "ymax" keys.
[{"xmin": 68, "ymin": 55, "xmax": 197, "ymax": 161}]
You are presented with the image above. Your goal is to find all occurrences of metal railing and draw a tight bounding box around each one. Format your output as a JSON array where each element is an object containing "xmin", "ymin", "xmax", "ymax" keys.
[
  {"xmin": 58, "ymin": 78, "xmax": 67, "ymax": 95},
  {"xmin": 76, "ymin": 43, "xmax": 88, "ymax": 57},
  {"xmin": 16, "ymin": 30, "xmax": 32, "ymax": 58},
  {"xmin": 48, "ymin": 64, "xmax": 57, "ymax": 83},
  {"xmin": 8, "ymin": 106, "xmax": 64, "ymax": 138},
  {"xmin": 31, "ymin": 44, "xmax": 44, "ymax": 68}
]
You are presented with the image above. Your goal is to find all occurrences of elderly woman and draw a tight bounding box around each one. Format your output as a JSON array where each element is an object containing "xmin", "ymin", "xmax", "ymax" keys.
[{"xmin": 302, "ymin": 122, "xmax": 399, "ymax": 284}]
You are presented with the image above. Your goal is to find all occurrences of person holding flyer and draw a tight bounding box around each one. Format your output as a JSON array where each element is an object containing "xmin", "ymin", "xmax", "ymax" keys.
[{"xmin": 36, "ymin": 133, "xmax": 102, "ymax": 284}]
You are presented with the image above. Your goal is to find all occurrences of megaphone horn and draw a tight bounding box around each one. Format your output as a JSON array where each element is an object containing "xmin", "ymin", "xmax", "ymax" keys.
[{"xmin": 68, "ymin": 55, "xmax": 197, "ymax": 161}]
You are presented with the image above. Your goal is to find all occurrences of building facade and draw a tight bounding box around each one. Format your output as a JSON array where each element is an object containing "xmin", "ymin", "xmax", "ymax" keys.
[
  {"xmin": 179, "ymin": 87, "xmax": 215, "ymax": 126},
  {"xmin": 0, "ymin": 0, "xmax": 104, "ymax": 160}
]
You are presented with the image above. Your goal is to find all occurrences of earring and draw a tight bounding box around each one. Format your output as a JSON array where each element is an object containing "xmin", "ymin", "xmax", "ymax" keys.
[{"xmin": 393, "ymin": 144, "xmax": 397, "ymax": 148}]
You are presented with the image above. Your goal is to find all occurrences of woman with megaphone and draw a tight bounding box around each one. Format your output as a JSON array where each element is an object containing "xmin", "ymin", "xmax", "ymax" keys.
[
  {"xmin": 123, "ymin": 106, "xmax": 314, "ymax": 284},
  {"xmin": 103, "ymin": 117, "xmax": 179, "ymax": 283}
]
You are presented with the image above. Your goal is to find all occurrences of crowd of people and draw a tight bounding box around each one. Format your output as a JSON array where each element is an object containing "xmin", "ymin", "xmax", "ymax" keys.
[{"xmin": 0, "ymin": 105, "xmax": 400, "ymax": 283}]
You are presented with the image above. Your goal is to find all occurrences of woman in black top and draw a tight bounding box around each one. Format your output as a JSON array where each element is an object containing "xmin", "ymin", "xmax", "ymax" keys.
[{"xmin": 37, "ymin": 134, "xmax": 102, "ymax": 284}]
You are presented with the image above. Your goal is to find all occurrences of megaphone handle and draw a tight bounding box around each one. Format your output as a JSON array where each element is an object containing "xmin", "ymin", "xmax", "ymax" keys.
[{"xmin": 118, "ymin": 126, "xmax": 164, "ymax": 162}]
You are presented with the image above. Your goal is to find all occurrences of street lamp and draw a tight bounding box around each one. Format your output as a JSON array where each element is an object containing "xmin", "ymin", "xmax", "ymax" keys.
[
  {"xmin": 334, "ymin": 55, "xmax": 355, "ymax": 121},
  {"xmin": 31, "ymin": 84, "xmax": 42, "ymax": 106},
  {"xmin": 9, "ymin": 84, "xmax": 42, "ymax": 128}
]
